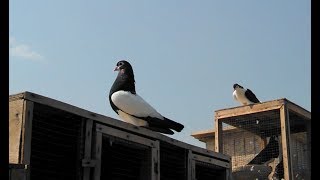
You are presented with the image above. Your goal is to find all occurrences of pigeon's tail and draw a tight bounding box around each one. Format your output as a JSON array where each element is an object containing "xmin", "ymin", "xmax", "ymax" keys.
[
  {"xmin": 143, "ymin": 116, "xmax": 184, "ymax": 134},
  {"xmin": 164, "ymin": 117, "xmax": 184, "ymax": 132}
]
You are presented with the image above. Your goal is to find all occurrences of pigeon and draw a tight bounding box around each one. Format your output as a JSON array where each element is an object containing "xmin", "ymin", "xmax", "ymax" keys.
[
  {"xmin": 248, "ymin": 135, "xmax": 279, "ymax": 165},
  {"xmin": 233, "ymin": 83, "xmax": 260, "ymax": 105},
  {"xmin": 109, "ymin": 60, "xmax": 184, "ymax": 135}
]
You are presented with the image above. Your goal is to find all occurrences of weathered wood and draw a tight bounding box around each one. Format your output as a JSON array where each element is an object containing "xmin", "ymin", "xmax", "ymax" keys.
[
  {"xmin": 83, "ymin": 119, "xmax": 93, "ymax": 180},
  {"xmin": 306, "ymin": 121, "xmax": 311, "ymax": 177},
  {"xmin": 214, "ymin": 117, "xmax": 223, "ymax": 153},
  {"xmin": 286, "ymin": 100, "xmax": 311, "ymax": 120},
  {"xmin": 9, "ymin": 164, "xmax": 28, "ymax": 180},
  {"xmin": 9, "ymin": 92, "xmax": 25, "ymax": 102},
  {"xmin": 96, "ymin": 123, "xmax": 156, "ymax": 147},
  {"xmin": 215, "ymin": 99, "xmax": 284, "ymax": 119},
  {"xmin": 191, "ymin": 158, "xmax": 196, "ymax": 180},
  {"xmin": 9, "ymin": 91, "xmax": 232, "ymax": 179},
  {"xmin": 20, "ymin": 101, "xmax": 33, "ymax": 165},
  {"xmin": 82, "ymin": 159, "xmax": 97, "ymax": 167},
  {"xmin": 280, "ymin": 104, "xmax": 293, "ymax": 180},
  {"xmin": 187, "ymin": 150, "xmax": 193, "ymax": 180},
  {"xmin": 192, "ymin": 154, "xmax": 230, "ymax": 168},
  {"xmin": 157, "ymin": 133, "xmax": 230, "ymax": 161},
  {"xmin": 19, "ymin": 91, "xmax": 231, "ymax": 161},
  {"xmin": 151, "ymin": 140, "xmax": 160, "ymax": 180},
  {"xmin": 93, "ymin": 132, "xmax": 102, "ymax": 180},
  {"xmin": 9, "ymin": 99, "xmax": 24, "ymax": 164}
]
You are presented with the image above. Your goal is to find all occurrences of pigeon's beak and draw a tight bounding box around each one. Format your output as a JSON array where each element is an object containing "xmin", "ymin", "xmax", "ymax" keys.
[{"xmin": 114, "ymin": 66, "xmax": 120, "ymax": 71}]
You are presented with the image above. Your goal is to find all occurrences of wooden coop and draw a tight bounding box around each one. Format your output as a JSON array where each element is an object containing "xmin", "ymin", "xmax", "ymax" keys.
[
  {"xmin": 192, "ymin": 99, "xmax": 311, "ymax": 180},
  {"xmin": 9, "ymin": 91, "xmax": 232, "ymax": 180}
]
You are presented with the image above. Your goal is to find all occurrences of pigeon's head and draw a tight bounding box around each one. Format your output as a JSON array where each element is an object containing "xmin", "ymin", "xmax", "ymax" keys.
[
  {"xmin": 114, "ymin": 60, "xmax": 132, "ymax": 71},
  {"xmin": 233, "ymin": 83, "xmax": 243, "ymax": 90},
  {"xmin": 114, "ymin": 60, "xmax": 135, "ymax": 79}
]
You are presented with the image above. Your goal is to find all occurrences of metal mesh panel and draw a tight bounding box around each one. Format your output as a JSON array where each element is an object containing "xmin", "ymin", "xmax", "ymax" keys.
[
  {"xmin": 220, "ymin": 110, "xmax": 281, "ymax": 179},
  {"xmin": 100, "ymin": 135, "xmax": 152, "ymax": 180},
  {"xmin": 195, "ymin": 161, "xmax": 226, "ymax": 180},
  {"xmin": 30, "ymin": 103, "xmax": 84, "ymax": 180},
  {"xmin": 160, "ymin": 142, "xmax": 187, "ymax": 180},
  {"xmin": 289, "ymin": 110, "xmax": 311, "ymax": 180}
]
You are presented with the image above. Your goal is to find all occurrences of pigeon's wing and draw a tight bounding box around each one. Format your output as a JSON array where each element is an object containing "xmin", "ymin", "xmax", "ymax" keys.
[
  {"xmin": 111, "ymin": 90, "xmax": 163, "ymax": 119},
  {"xmin": 245, "ymin": 89, "xmax": 260, "ymax": 103}
]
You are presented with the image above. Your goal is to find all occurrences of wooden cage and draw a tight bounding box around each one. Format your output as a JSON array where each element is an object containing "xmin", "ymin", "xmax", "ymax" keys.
[
  {"xmin": 9, "ymin": 91, "xmax": 232, "ymax": 180},
  {"xmin": 213, "ymin": 99, "xmax": 311, "ymax": 180}
]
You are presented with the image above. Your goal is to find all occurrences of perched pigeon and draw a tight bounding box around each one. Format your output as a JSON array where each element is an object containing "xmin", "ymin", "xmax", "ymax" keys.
[
  {"xmin": 109, "ymin": 60, "xmax": 184, "ymax": 135},
  {"xmin": 233, "ymin": 83, "xmax": 260, "ymax": 105}
]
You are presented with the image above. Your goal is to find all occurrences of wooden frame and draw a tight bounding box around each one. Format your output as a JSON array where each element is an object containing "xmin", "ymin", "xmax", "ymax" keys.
[
  {"xmin": 94, "ymin": 123, "xmax": 160, "ymax": 180},
  {"xmin": 9, "ymin": 91, "xmax": 232, "ymax": 180},
  {"xmin": 10, "ymin": 91, "xmax": 230, "ymax": 162},
  {"xmin": 93, "ymin": 132, "xmax": 102, "ymax": 180},
  {"xmin": 82, "ymin": 119, "xmax": 93, "ymax": 180},
  {"xmin": 9, "ymin": 98, "xmax": 33, "ymax": 168},
  {"xmin": 214, "ymin": 98, "xmax": 311, "ymax": 180},
  {"xmin": 280, "ymin": 104, "xmax": 293, "ymax": 180},
  {"xmin": 190, "ymin": 153, "xmax": 231, "ymax": 180}
]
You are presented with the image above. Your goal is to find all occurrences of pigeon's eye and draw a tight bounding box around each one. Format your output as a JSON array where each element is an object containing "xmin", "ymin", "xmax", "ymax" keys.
[{"xmin": 118, "ymin": 62, "xmax": 123, "ymax": 66}]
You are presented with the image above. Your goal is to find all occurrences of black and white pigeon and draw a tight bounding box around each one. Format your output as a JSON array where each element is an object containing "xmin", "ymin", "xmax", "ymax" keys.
[
  {"xmin": 109, "ymin": 60, "xmax": 184, "ymax": 135},
  {"xmin": 233, "ymin": 83, "xmax": 260, "ymax": 105}
]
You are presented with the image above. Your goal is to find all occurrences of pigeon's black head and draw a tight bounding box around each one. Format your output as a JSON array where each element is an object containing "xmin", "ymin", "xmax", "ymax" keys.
[
  {"xmin": 115, "ymin": 60, "xmax": 132, "ymax": 71},
  {"xmin": 233, "ymin": 83, "xmax": 243, "ymax": 89},
  {"xmin": 114, "ymin": 60, "xmax": 134, "ymax": 78},
  {"xmin": 110, "ymin": 60, "xmax": 136, "ymax": 96}
]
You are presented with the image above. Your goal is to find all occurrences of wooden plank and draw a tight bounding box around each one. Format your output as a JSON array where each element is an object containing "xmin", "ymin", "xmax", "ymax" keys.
[
  {"xmin": 215, "ymin": 99, "xmax": 284, "ymax": 119},
  {"xmin": 214, "ymin": 117, "xmax": 223, "ymax": 153},
  {"xmin": 157, "ymin": 133, "xmax": 231, "ymax": 161},
  {"xmin": 192, "ymin": 154, "xmax": 230, "ymax": 168},
  {"xmin": 83, "ymin": 119, "xmax": 93, "ymax": 180},
  {"xmin": 93, "ymin": 132, "xmax": 102, "ymax": 180},
  {"xmin": 20, "ymin": 101, "xmax": 33, "ymax": 165},
  {"xmin": 151, "ymin": 140, "xmax": 160, "ymax": 180},
  {"xmin": 191, "ymin": 159, "xmax": 196, "ymax": 180},
  {"xmin": 9, "ymin": 99, "xmax": 24, "ymax": 164},
  {"xmin": 280, "ymin": 104, "xmax": 293, "ymax": 180},
  {"xmin": 306, "ymin": 121, "xmax": 311, "ymax": 176},
  {"xmin": 286, "ymin": 101, "xmax": 311, "ymax": 120},
  {"xmin": 96, "ymin": 123, "xmax": 155, "ymax": 147},
  {"xmin": 9, "ymin": 167, "xmax": 27, "ymax": 180},
  {"xmin": 187, "ymin": 150, "xmax": 193, "ymax": 180},
  {"xmin": 9, "ymin": 92, "xmax": 25, "ymax": 102},
  {"xmin": 21, "ymin": 91, "xmax": 230, "ymax": 161}
]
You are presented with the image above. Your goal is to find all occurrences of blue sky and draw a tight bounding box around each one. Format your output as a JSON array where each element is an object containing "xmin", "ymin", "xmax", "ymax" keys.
[{"xmin": 9, "ymin": 0, "xmax": 311, "ymax": 148}]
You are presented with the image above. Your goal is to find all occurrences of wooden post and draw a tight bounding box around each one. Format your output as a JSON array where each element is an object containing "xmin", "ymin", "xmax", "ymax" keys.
[
  {"xmin": 215, "ymin": 116, "xmax": 223, "ymax": 153},
  {"xmin": 306, "ymin": 121, "xmax": 311, "ymax": 178},
  {"xmin": 9, "ymin": 99, "xmax": 24, "ymax": 164},
  {"xmin": 280, "ymin": 104, "xmax": 293, "ymax": 180},
  {"xmin": 151, "ymin": 140, "xmax": 160, "ymax": 180},
  {"xmin": 18, "ymin": 100, "xmax": 33, "ymax": 180},
  {"xmin": 82, "ymin": 119, "xmax": 93, "ymax": 180},
  {"xmin": 93, "ymin": 132, "xmax": 102, "ymax": 180},
  {"xmin": 187, "ymin": 150, "xmax": 193, "ymax": 180}
]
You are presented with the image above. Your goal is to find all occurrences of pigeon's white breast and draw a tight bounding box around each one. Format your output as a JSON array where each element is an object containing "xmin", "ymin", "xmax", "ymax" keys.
[
  {"xmin": 233, "ymin": 89, "xmax": 252, "ymax": 105},
  {"xmin": 111, "ymin": 90, "xmax": 164, "ymax": 120}
]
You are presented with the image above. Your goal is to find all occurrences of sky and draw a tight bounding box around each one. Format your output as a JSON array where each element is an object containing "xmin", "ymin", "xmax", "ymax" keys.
[{"xmin": 9, "ymin": 0, "xmax": 311, "ymax": 148}]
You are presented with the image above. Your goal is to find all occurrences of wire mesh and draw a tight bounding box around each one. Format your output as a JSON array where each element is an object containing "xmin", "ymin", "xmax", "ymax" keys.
[
  {"xmin": 100, "ymin": 135, "xmax": 152, "ymax": 180},
  {"xmin": 30, "ymin": 103, "xmax": 84, "ymax": 180}
]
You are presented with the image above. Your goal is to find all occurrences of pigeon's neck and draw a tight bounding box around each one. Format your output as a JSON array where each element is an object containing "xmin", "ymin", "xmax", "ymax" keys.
[{"xmin": 115, "ymin": 70, "xmax": 136, "ymax": 93}]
